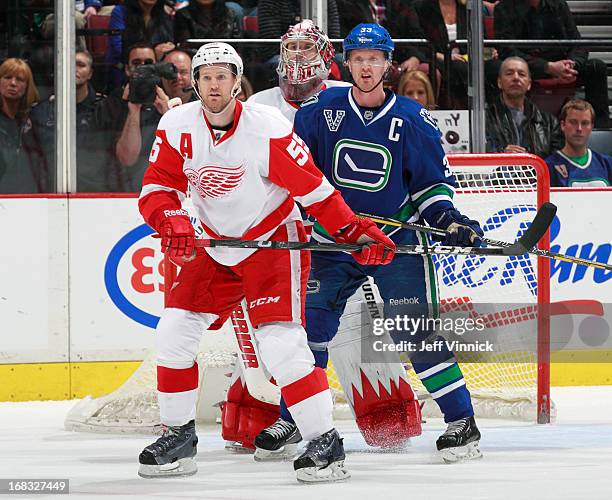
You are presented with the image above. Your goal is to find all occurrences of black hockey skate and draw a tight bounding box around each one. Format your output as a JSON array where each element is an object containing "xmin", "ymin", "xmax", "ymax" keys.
[
  {"xmin": 436, "ymin": 416, "xmax": 482, "ymax": 463},
  {"xmin": 293, "ymin": 428, "xmax": 350, "ymax": 483},
  {"xmin": 254, "ymin": 418, "xmax": 302, "ymax": 461},
  {"xmin": 138, "ymin": 420, "xmax": 198, "ymax": 478}
]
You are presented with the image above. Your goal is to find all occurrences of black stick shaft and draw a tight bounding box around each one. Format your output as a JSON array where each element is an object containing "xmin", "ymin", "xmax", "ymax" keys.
[
  {"xmin": 193, "ymin": 238, "xmax": 520, "ymax": 256},
  {"xmin": 359, "ymin": 204, "xmax": 611, "ymax": 271}
]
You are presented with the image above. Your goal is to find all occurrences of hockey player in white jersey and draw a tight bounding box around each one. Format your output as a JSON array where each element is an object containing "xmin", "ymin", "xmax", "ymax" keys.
[
  {"xmin": 136, "ymin": 41, "xmax": 396, "ymax": 482},
  {"xmin": 220, "ymin": 20, "xmax": 352, "ymax": 454}
]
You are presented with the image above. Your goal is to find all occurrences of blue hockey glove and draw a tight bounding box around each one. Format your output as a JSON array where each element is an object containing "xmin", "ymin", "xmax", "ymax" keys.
[{"xmin": 431, "ymin": 209, "xmax": 484, "ymax": 247}]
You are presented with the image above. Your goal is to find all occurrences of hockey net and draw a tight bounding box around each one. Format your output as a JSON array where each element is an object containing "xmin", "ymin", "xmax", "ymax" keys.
[{"xmin": 65, "ymin": 154, "xmax": 552, "ymax": 433}]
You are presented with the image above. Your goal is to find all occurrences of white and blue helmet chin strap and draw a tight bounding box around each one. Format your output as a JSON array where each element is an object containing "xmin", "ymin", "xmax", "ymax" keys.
[{"xmin": 192, "ymin": 42, "xmax": 243, "ymax": 115}]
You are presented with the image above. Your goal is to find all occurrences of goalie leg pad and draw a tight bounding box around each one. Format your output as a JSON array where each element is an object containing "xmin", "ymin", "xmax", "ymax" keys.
[
  {"xmin": 327, "ymin": 285, "xmax": 423, "ymax": 447},
  {"xmin": 221, "ymin": 368, "xmax": 280, "ymax": 450},
  {"xmin": 353, "ymin": 379, "xmax": 422, "ymax": 448}
]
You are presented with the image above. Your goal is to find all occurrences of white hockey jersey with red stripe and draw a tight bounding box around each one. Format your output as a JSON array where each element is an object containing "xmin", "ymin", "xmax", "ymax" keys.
[
  {"xmin": 248, "ymin": 80, "xmax": 350, "ymax": 122},
  {"xmin": 139, "ymin": 99, "xmax": 355, "ymax": 265}
]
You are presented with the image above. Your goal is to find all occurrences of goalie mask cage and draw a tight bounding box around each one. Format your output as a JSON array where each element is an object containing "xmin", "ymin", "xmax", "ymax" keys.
[{"xmin": 64, "ymin": 153, "xmax": 552, "ymax": 434}]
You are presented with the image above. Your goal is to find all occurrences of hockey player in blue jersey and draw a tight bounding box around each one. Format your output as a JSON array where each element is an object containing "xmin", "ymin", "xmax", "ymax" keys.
[
  {"xmin": 254, "ymin": 23, "xmax": 485, "ymax": 463},
  {"xmin": 546, "ymin": 98, "xmax": 612, "ymax": 187}
]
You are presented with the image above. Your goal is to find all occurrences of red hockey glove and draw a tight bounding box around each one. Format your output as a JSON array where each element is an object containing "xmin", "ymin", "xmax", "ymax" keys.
[
  {"xmin": 334, "ymin": 216, "xmax": 396, "ymax": 265},
  {"xmin": 157, "ymin": 209, "xmax": 195, "ymax": 259}
]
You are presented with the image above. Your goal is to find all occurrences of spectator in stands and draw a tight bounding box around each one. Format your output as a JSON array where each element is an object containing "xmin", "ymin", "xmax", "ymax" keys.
[
  {"xmin": 174, "ymin": 0, "xmax": 241, "ymax": 45},
  {"xmin": 30, "ymin": 50, "xmax": 120, "ymax": 192},
  {"xmin": 82, "ymin": 1, "xmax": 104, "ymax": 19},
  {"xmin": 160, "ymin": 49, "xmax": 197, "ymax": 104},
  {"xmin": 546, "ymin": 99, "xmax": 612, "ymax": 187},
  {"xmin": 154, "ymin": 41, "xmax": 177, "ymax": 62},
  {"xmin": 494, "ymin": 0, "xmax": 610, "ymax": 127},
  {"xmin": 106, "ymin": 0, "xmax": 174, "ymax": 90},
  {"xmin": 235, "ymin": 0, "xmax": 258, "ymax": 16},
  {"xmin": 0, "ymin": 58, "xmax": 47, "ymax": 193},
  {"xmin": 398, "ymin": 69, "xmax": 436, "ymax": 109},
  {"xmin": 413, "ymin": 0, "xmax": 499, "ymax": 108},
  {"xmin": 258, "ymin": 0, "xmax": 341, "ymax": 63},
  {"xmin": 41, "ymin": 2, "xmax": 117, "ymax": 52},
  {"xmin": 97, "ymin": 42, "xmax": 171, "ymax": 191},
  {"xmin": 336, "ymin": 0, "xmax": 427, "ymax": 75},
  {"xmin": 237, "ymin": 75, "xmax": 254, "ymax": 101},
  {"xmin": 486, "ymin": 56, "xmax": 563, "ymax": 158}
]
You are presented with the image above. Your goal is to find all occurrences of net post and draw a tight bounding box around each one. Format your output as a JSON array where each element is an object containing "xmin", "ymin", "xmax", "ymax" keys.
[{"xmin": 534, "ymin": 156, "xmax": 551, "ymax": 424}]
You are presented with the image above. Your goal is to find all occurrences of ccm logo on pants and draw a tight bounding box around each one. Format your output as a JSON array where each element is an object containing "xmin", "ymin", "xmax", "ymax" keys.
[{"xmin": 249, "ymin": 296, "xmax": 281, "ymax": 309}]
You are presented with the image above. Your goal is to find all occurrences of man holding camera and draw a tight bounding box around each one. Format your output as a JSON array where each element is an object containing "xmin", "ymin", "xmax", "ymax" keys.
[
  {"xmin": 96, "ymin": 42, "xmax": 176, "ymax": 191},
  {"xmin": 160, "ymin": 49, "xmax": 198, "ymax": 105}
]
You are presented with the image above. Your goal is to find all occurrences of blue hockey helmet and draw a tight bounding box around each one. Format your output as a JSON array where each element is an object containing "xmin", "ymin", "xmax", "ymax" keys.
[{"xmin": 342, "ymin": 23, "xmax": 394, "ymax": 63}]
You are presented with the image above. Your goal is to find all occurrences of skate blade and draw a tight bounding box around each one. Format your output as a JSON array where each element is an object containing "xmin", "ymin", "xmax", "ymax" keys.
[
  {"xmin": 254, "ymin": 443, "xmax": 299, "ymax": 462},
  {"xmin": 225, "ymin": 441, "xmax": 255, "ymax": 454},
  {"xmin": 440, "ymin": 441, "xmax": 483, "ymax": 463},
  {"xmin": 296, "ymin": 460, "xmax": 351, "ymax": 483},
  {"xmin": 138, "ymin": 457, "xmax": 197, "ymax": 478}
]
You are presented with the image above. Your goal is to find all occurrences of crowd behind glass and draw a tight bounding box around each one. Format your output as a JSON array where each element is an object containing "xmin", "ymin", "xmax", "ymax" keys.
[{"xmin": 0, "ymin": 0, "xmax": 610, "ymax": 194}]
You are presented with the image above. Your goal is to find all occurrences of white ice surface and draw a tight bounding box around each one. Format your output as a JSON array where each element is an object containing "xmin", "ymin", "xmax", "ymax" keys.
[{"xmin": 1, "ymin": 386, "xmax": 612, "ymax": 500}]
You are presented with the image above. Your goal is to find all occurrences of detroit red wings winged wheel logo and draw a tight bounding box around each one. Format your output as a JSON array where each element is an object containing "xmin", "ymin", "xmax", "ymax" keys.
[{"xmin": 184, "ymin": 164, "xmax": 246, "ymax": 199}]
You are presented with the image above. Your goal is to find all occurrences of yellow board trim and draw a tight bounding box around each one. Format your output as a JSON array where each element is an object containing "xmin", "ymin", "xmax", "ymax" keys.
[
  {"xmin": 2, "ymin": 353, "xmax": 612, "ymax": 402},
  {"xmin": 0, "ymin": 361, "xmax": 142, "ymax": 402}
]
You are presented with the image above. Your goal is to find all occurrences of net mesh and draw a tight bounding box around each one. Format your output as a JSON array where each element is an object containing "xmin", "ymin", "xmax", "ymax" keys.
[{"xmin": 325, "ymin": 160, "xmax": 552, "ymax": 420}]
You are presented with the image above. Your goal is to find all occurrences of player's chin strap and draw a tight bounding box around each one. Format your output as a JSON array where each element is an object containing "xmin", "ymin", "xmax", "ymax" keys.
[
  {"xmin": 346, "ymin": 60, "xmax": 391, "ymax": 94},
  {"xmin": 192, "ymin": 78, "xmax": 242, "ymax": 116}
]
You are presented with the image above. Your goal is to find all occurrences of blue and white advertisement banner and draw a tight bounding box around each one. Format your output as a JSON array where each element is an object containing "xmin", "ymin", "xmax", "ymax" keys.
[{"xmin": 0, "ymin": 190, "xmax": 610, "ymax": 363}]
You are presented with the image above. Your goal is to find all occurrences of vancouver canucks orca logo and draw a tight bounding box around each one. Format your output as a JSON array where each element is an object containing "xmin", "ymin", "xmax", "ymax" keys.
[{"xmin": 332, "ymin": 139, "xmax": 392, "ymax": 192}]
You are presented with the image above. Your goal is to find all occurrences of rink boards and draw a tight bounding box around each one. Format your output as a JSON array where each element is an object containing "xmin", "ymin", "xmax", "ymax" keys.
[{"xmin": 0, "ymin": 189, "xmax": 610, "ymax": 400}]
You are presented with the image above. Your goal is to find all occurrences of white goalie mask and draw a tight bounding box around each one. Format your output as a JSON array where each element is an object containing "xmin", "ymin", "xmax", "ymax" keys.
[
  {"xmin": 192, "ymin": 42, "xmax": 243, "ymax": 110},
  {"xmin": 277, "ymin": 20, "xmax": 335, "ymax": 102}
]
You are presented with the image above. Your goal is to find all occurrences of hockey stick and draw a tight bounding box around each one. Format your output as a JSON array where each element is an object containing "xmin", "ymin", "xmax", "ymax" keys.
[
  {"xmin": 227, "ymin": 302, "xmax": 280, "ymax": 405},
  {"xmin": 193, "ymin": 239, "xmax": 524, "ymax": 256},
  {"xmin": 185, "ymin": 202, "xmax": 555, "ymax": 257},
  {"xmin": 357, "ymin": 203, "xmax": 612, "ymax": 271}
]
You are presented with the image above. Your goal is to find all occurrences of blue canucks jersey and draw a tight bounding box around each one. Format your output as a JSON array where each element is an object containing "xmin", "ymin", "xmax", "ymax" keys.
[
  {"xmin": 294, "ymin": 86, "xmax": 456, "ymax": 244},
  {"xmin": 545, "ymin": 149, "xmax": 612, "ymax": 187}
]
